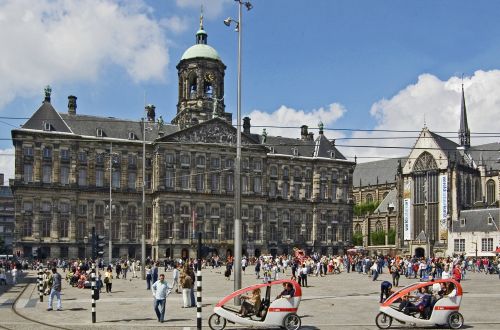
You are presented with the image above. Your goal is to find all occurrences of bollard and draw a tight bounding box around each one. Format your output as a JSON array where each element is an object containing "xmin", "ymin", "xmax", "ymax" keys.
[
  {"xmin": 37, "ymin": 270, "xmax": 44, "ymax": 302},
  {"xmin": 90, "ymin": 263, "xmax": 97, "ymax": 323},
  {"xmin": 196, "ymin": 232, "xmax": 202, "ymax": 330}
]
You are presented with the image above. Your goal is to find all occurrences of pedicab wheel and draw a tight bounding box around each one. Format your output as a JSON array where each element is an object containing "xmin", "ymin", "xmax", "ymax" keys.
[
  {"xmin": 283, "ymin": 313, "xmax": 301, "ymax": 330},
  {"xmin": 447, "ymin": 312, "xmax": 464, "ymax": 329},
  {"xmin": 208, "ymin": 313, "xmax": 227, "ymax": 330},
  {"xmin": 375, "ymin": 312, "xmax": 392, "ymax": 329}
]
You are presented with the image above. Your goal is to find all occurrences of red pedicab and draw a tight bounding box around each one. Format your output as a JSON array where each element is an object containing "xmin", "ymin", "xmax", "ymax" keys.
[
  {"xmin": 376, "ymin": 278, "xmax": 464, "ymax": 329},
  {"xmin": 209, "ymin": 279, "xmax": 302, "ymax": 330}
]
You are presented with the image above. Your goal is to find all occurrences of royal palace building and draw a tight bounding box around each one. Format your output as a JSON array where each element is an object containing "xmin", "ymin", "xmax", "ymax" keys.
[{"xmin": 11, "ymin": 21, "xmax": 355, "ymax": 260}]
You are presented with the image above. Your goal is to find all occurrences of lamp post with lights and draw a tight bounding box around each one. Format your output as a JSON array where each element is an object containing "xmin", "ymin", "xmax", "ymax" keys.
[{"xmin": 224, "ymin": 0, "xmax": 252, "ymax": 303}]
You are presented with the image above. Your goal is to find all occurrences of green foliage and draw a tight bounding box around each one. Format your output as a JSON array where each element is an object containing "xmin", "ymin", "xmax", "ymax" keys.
[
  {"xmin": 352, "ymin": 232, "xmax": 363, "ymax": 246},
  {"xmin": 370, "ymin": 230, "xmax": 386, "ymax": 246},
  {"xmin": 354, "ymin": 201, "xmax": 381, "ymax": 216},
  {"xmin": 387, "ymin": 228, "xmax": 396, "ymax": 245}
]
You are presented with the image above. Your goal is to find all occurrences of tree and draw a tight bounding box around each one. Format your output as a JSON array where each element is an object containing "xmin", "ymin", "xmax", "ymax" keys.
[{"xmin": 354, "ymin": 201, "xmax": 381, "ymax": 216}]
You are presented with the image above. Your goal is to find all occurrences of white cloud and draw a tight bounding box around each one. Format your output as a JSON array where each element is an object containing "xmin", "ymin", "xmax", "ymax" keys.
[
  {"xmin": 0, "ymin": 0, "xmax": 169, "ymax": 109},
  {"xmin": 176, "ymin": 0, "xmax": 232, "ymax": 19},
  {"xmin": 246, "ymin": 103, "xmax": 347, "ymax": 140},
  {"xmin": 160, "ymin": 16, "xmax": 190, "ymax": 34},
  {"xmin": 341, "ymin": 70, "xmax": 500, "ymax": 162},
  {"xmin": 0, "ymin": 147, "xmax": 15, "ymax": 184}
]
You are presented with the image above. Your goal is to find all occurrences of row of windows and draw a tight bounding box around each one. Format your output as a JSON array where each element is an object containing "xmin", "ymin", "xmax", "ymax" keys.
[
  {"xmin": 24, "ymin": 147, "xmax": 148, "ymax": 167},
  {"xmin": 453, "ymin": 238, "xmax": 496, "ymax": 252},
  {"xmin": 23, "ymin": 164, "xmax": 151, "ymax": 189},
  {"xmin": 22, "ymin": 201, "xmax": 143, "ymax": 218},
  {"xmin": 24, "ymin": 147, "xmax": 350, "ymax": 183}
]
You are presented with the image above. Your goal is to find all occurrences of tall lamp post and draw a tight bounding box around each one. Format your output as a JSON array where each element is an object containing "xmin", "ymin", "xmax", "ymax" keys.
[
  {"xmin": 224, "ymin": 0, "xmax": 253, "ymax": 304},
  {"xmin": 141, "ymin": 117, "xmax": 152, "ymax": 280},
  {"xmin": 108, "ymin": 143, "xmax": 113, "ymax": 265}
]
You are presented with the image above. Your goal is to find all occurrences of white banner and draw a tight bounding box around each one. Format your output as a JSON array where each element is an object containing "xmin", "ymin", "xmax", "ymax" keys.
[
  {"xmin": 439, "ymin": 174, "xmax": 448, "ymax": 240},
  {"xmin": 403, "ymin": 198, "xmax": 411, "ymax": 240}
]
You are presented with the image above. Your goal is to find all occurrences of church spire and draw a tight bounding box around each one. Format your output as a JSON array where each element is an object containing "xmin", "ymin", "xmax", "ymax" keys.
[{"xmin": 458, "ymin": 83, "xmax": 470, "ymax": 149}]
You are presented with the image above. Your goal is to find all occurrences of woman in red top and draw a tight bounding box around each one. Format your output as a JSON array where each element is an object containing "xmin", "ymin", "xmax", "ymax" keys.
[{"xmin": 452, "ymin": 264, "xmax": 462, "ymax": 282}]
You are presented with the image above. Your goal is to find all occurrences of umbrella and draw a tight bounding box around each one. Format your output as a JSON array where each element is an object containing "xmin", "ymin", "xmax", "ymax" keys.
[{"xmin": 495, "ymin": 247, "xmax": 500, "ymax": 253}]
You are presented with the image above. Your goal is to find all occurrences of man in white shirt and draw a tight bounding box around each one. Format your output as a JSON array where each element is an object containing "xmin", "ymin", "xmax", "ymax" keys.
[{"xmin": 151, "ymin": 274, "xmax": 171, "ymax": 323}]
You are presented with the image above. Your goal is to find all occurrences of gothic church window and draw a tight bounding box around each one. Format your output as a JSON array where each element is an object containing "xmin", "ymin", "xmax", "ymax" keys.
[
  {"xmin": 486, "ymin": 180, "xmax": 496, "ymax": 205},
  {"xmin": 375, "ymin": 221, "xmax": 383, "ymax": 232}
]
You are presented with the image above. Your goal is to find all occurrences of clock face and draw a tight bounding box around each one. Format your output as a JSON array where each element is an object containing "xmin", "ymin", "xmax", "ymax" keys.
[{"xmin": 205, "ymin": 72, "xmax": 215, "ymax": 82}]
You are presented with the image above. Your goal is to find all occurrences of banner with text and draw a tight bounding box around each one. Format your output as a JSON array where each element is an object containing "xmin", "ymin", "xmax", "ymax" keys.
[
  {"xmin": 439, "ymin": 174, "xmax": 448, "ymax": 240},
  {"xmin": 403, "ymin": 180, "xmax": 412, "ymax": 240}
]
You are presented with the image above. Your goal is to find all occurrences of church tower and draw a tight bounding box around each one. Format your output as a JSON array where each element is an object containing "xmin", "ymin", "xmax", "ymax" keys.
[
  {"xmin": 172, "ymin": 12, "xmax": 231, "ymax": 129},
  {"xmin": 458, "ymin": 84, "xmax": 470, "ymax": 149}
]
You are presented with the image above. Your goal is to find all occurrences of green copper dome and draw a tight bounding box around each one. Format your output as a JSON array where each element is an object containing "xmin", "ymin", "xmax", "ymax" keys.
[{"xmin": 181, "ymin": 44, "xmax": 221, "ymax": 61}]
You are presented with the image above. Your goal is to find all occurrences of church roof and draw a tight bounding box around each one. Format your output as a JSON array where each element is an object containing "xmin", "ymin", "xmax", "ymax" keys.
[
  {"xmin": 469, "ymin": 142, "xmax": 500, "ymax": 170},
  {"xmin": 452, "ymin": 208, "xmax": 500, "ymax": 233},
  {"xmin": 374, "ymin": 188, "xmax": 399, "ymax": 213},
  {"xmin": 353, "ymin": 158, "xmax": 405, "ymax": 187}
]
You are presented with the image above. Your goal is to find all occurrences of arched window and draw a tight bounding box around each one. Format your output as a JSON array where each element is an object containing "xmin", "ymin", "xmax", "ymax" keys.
[
  {"xmin": 486, "ymin": 180, "xmax": 496, "ymax": 205},
  {"xmin": 465, "ymin": 176, "xmax": 472, "ymax": 206},
  {"xmin": 474, "ymin": 179, "xmax": 481, "ymax": 202},
  {"xmin": 365, "ymin": 193, "xmax": 373, "ymax": 203},
  {"xmin": 383, "ymin": 191, "xmax": 389, "ymax": 199},
  {"xmin": 375, "ymin": 221, "xmax": 383, "ymax": 232},
  {"xmin": 188, "ymin": 74, "xmax": 197, "ymax": 99},
  {"xmin": 413, "ymin": 151, "xmax": 438, "ymax": 172},
  {"xmin": 354, "ymin": 224, "xmax": 362, "ymax": 234}
]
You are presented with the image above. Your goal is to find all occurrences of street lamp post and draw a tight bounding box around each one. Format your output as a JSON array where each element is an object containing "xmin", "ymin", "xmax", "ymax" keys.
[
  {"xmin": 108, "ymin": 142, "xmax": 113, "ymax": 265},
  {"xmin": 224, "ymin": 0, "xmax": 252, "ymax": 305}
]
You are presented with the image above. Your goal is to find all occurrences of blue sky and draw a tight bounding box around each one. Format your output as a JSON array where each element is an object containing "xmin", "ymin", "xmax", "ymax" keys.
[{"xmin": 2, "ymin": 0, "xmax": 500, "ymax": 181}]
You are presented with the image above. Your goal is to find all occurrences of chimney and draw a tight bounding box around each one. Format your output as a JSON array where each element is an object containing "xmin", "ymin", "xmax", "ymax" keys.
[
  {"xmin": 243, "ymin": 117, "xmax": 251, "ymax": 134},
  {"xmin": 301, "ymin": 125, "xmax": 308, "ymax": 140},
  {"xmin": 68, "ymin": 95, "xmax": 77, "ymax": 115}
]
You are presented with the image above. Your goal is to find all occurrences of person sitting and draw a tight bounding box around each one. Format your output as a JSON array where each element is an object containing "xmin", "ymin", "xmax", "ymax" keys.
[
  {"xmin": 276, "ymin": 282, "xmax": 295, "ymax": 299},
  {"xmin": 238, "ymin": 288, "xmax": 261, "ymax": 317}
]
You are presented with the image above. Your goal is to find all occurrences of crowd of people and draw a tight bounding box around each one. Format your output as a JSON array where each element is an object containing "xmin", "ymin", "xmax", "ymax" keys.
[{"xmin": 1, "ymin": 250, "xmax": 499, "ymax": 323}]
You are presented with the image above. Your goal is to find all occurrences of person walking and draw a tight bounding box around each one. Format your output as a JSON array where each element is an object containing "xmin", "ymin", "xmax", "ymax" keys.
[
  {"xmin": 11, "ymin": 266, "xmax": 18, "ymax": 285},
  {"xmin": 180, "ymin": 266, "xmax": 193, "ymax": 308},
  {"xmin": 172, "ymin": 264, "xmax": 180, "ymax": 293},
  {"xmin": 47, "ymin": 268, "xmax": 62, "ymax": 311},
  {"xmin": 391, "ymin": 262, "xmax": 400, "ymax": 287},
  {"xmin": 146, "ymin": 265, "xmax": 152, "ymax": 290},
  {"xmin": 151, "ymin": 273, "xmax": 171, "ymax": 323},
  {"xmin": 104, "ymin": 266, "xmax": 113, "ymax": 293}
]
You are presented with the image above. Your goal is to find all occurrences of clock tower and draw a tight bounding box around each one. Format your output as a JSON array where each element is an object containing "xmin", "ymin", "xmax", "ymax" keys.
[{"xmin": 172, "ymin": 13, "xmax": 231, "ymax": 129}]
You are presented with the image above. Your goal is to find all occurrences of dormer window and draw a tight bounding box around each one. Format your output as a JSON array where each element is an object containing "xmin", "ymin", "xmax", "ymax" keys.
[
  {"xmin": 96, "ymin": 128, "xmax": 103, "ymax": 137},
  {"xmin": 43, "ymin": 122, "xmax": 52, "ymax": 131},
  {"xmin": 128, "ymin": 132, "xmax": 137, "ymax": 140},
  {"xmin": 292, "ymin": 147, "xmax": 298, "ymax": 156},
  {"xmin": 460, "ymin": 218, "xmax": 466, "ymax": 227},
  {"xmin": 269, "ymin": 146, "xmax": 275, "ymax": 154},
  {"xmin": 488, "ymin": 216, "xmax": 494, "ymax": 225},
  {"xmin": 330, "ymin": 151, "xmax": 336, "ymax": 158}
]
